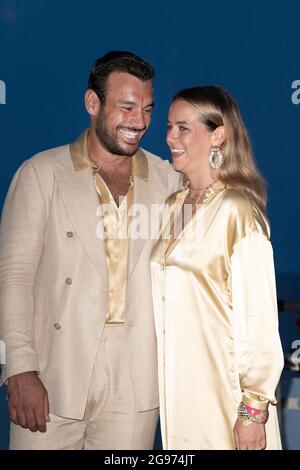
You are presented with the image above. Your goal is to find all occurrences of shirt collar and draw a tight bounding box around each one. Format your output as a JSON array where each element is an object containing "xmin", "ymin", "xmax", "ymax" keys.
[
  {"xmin": 175, "ymin": 178, "xmax": 226, "ymax": 206},
  {"xmin": 69, "ymin": 129, "xmax": 148, "ymax": 182},
  {"xmin": 180, "ymin": 178, "xmax": 225, "ymax": 193}
]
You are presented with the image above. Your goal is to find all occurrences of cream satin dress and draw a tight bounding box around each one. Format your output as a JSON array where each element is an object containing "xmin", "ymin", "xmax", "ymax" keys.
[{"xmin": 150, "ymin": 180, "xmax": 284, "ymax": 450}]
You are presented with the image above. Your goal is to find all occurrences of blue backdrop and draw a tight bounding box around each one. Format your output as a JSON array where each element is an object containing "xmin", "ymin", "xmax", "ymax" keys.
[{"xmin": 1, "ymin": 0, "xmax": 300, "ymax": 450}]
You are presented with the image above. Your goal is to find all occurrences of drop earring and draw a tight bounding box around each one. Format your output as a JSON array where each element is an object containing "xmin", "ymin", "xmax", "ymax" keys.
[{"xmin": 208, "ymin": 146, "xmax": 223, "ymax": 170}]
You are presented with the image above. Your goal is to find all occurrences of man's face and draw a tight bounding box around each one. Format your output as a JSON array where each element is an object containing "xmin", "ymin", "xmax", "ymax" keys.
[{"xmin": 95, "ymin": 71, "xmax": 154, "ymax": 157}]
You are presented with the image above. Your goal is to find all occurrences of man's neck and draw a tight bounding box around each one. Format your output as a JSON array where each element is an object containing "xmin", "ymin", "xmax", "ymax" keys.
[{"xmin": 87, "ymin": 128, "xmax": 132, "ymax": 175}]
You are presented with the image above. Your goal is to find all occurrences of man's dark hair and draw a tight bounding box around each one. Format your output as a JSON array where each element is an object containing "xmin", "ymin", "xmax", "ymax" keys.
[{"xmin": 88, "ymin": 51, "xmax": 155, "ymax": 103}]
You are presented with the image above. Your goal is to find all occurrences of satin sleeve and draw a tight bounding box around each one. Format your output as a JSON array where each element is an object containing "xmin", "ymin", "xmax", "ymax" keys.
[{"xmin": 230, "ymin": 231, "xmax": 284, "ymax": 410}]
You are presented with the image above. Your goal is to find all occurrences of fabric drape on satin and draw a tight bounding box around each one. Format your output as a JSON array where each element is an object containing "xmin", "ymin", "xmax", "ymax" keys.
[{"xmin": 150, "ymin": 181, "xmax": 284, "ymax": 450}]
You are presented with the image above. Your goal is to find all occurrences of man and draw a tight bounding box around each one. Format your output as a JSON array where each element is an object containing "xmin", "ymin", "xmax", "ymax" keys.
[{"xmin": 0, "ymin": 51, "xmax": 181, "ymax": 449}]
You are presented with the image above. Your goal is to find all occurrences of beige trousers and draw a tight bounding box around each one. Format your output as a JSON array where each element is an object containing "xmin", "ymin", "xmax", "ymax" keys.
[{"xmin": 10, "ymin": 324, "xmax": 158, "ymax": 450}]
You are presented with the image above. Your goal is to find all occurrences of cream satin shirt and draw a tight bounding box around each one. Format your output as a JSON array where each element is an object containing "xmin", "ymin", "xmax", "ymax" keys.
[
  {"xmin": 151, "ymin": 180, "xmax": 284, "ymax": 450},
  {"xmin": 70, "ymin": 129, "xmax": 148, "ymax": 323}
]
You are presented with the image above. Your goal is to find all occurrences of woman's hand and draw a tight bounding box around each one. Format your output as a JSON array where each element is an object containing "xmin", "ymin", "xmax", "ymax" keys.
[{"xmin": 233, "ymin": 418, "xmax": 266, "ymax": 450}]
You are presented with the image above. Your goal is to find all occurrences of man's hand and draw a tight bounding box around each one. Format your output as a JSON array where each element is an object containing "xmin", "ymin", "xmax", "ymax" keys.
[
  {"xmin": 7, "ymin": 371, "xmax": 50, "ymax": 433},
  {"xmin": 233, "ymin": 418, "xmax": 266, "ymax": 450}
]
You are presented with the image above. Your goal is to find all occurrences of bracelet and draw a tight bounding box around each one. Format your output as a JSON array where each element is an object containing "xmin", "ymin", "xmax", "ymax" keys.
[{"xmin": 237, "ymin": 402, "xmax": 269, "ymax": 425}]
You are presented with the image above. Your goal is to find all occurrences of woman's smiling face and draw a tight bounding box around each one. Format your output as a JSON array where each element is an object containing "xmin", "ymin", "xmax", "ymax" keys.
[{"xmin": 167, "ymin": 99, "xmax": 216, "ymax": 175}]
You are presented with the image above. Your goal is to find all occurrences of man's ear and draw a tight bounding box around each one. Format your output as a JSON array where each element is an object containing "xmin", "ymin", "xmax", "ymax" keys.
[
  {"xmin": 212, "ymin": 125, "xmax": 226, "ymax": 146},
  {"xmin": 84, "ymin": 89, "xmax": 100, "ymax": 117}
]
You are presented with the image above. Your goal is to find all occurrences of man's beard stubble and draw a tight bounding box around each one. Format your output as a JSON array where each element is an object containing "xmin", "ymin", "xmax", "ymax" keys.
[{"xmin": 95, "ymin": 109, "xmax": 142, "ymax": 157}]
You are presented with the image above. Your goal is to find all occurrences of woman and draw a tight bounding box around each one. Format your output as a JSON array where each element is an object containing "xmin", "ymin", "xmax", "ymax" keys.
[{"xmin": 150, "ymin": 86, "xmax": 284, "ymax": 450}]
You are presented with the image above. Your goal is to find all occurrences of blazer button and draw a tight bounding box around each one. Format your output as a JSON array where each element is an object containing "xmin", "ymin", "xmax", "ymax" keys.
[
  {"xmin": 65, "ymin": 277, "xmax": 72, "ymax": 285},
  {"xmin": 66, "ymin": 231, "xmax": 73, "ymax": 238},
  {"xmin": 54, "ymin": 322, "xmax": 61, "ymax": 330}
]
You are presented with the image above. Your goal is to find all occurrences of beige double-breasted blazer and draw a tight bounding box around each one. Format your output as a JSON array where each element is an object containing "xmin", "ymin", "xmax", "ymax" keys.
[{"xmin": 0, "ymin": 131, "xmax": 181, "ymax": 419}]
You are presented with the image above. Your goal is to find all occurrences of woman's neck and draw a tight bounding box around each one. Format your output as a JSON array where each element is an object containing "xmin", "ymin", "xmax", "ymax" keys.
[{"xmin": 183, "ymin": 170, "xmax": 215, "ymax": 191}]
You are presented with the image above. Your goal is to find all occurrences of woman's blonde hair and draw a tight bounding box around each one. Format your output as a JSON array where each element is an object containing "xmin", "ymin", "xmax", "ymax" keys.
[{"xmin": 172, "ymin": 86, "xmax": 267, "ymax": 212}]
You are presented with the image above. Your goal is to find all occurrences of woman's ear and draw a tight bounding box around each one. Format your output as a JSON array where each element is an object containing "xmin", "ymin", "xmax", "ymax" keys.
[{"xmin": 212, "ymin": 125, "xmax": 226, "ymax": 146}]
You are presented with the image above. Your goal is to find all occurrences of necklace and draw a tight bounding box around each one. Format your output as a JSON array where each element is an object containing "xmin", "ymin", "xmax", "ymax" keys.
[
  {"xmin": 92, "ymin": 162, "xmax": 133, "ymax": 206},
  {"xmin": 187, "ymin": 183, "xmax": 212, "ymax": 205},
  {"xmin": 190, "ymin": 184, "xmax": 211, "ymax": 191}
]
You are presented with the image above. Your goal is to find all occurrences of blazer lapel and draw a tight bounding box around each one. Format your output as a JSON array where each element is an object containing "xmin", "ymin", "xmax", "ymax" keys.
[{"xmin": 54, "ymin": 150, "xmax": 108, "ymax": 285}]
